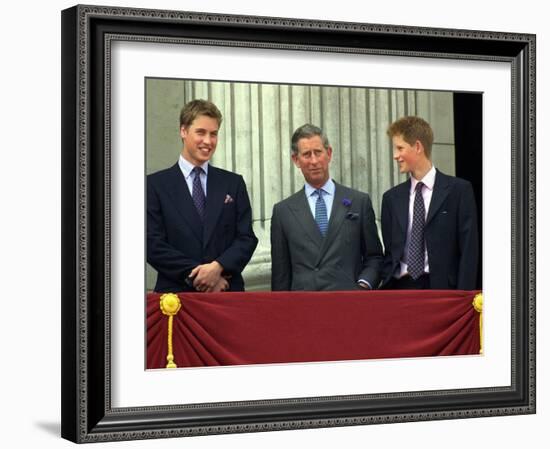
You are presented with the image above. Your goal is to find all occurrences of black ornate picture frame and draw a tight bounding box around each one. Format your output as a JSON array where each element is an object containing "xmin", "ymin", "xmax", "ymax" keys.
[{"xmin": 61, "ymin": 4, "xmax": 536, "ymax": 443}]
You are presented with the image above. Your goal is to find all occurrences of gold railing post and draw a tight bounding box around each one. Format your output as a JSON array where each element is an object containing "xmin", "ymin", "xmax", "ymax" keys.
[
  {"xmin": 472, "ymin": 293, "xmax": 483, "ymax": 354},
  {"xmin": 160, "ymin": 293, "xmax": 182, "ymax": 368}
]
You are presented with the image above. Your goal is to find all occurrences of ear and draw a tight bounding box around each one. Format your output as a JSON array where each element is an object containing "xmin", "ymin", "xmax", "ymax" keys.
[
  {"xmin": 180, "ymin": 126, "xmax": 188, "ymax": 139},
  {"xmin": 291, "ymin": 153, "xmax": 300, "ymax": 168},
  {"xmin": 326, "ymin": 146, "xmax": 333, "ymax": 161},
  {"xmin": 414, "ymin": 140, "xmax": 424, "ymax": 154}
]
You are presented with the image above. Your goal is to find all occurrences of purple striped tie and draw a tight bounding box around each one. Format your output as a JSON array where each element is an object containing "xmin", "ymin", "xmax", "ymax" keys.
[
  {"xmin": 192, "ymin": 166, "xmax": 206, "ymax": 220},
  {"xmin": 407, "ymin": 182, "xmax": 425, "ymax": 279}
]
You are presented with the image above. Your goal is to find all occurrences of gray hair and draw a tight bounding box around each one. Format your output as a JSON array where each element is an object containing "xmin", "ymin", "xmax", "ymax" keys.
[{"xmin": 291, "ymin": 124, "xmax": 331, "ymax": 155}]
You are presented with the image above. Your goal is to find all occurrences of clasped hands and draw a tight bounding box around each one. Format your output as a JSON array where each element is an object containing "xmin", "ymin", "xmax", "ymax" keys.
[{"xmin": 189, "ymin": 261, "xmax": 229, "ymax": 293}]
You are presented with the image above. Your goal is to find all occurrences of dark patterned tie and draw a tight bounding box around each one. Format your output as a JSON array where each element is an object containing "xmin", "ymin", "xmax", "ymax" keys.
[
  {"xmin": 192, "ymin": 166, "xmax": 206, "ymax": 220},
  {"xmin": 407, "ymin": 182, "xmax": 425, "ymax": 280},
  {"xmin": 314, "ymin": 189, "xmax": 328, "ymax": 236}
]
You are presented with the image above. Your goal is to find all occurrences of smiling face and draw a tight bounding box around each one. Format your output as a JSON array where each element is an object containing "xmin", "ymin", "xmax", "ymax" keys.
[
  {"xmin": 292, "ymin": 135, "xmax": 332, "ymax": 189},
  {"xmin": 392, "ymin": 134, "xmax": 422, "ymax": 174},
  {"xmin": 180, "ymin": 115, "xmax": 219, "ymax": 166}
]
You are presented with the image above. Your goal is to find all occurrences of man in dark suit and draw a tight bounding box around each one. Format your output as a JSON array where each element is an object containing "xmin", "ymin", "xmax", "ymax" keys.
[
  {"xmin": 147, "ymin": 99, "xmax": 258, "ymax": 293},
  {"xmin": 381, "ymin": 116, "xmax": 479, "ymax": 290},
  {"xmin": 271, "ymin": 124, "xmax": 383, "ymax": 291}
]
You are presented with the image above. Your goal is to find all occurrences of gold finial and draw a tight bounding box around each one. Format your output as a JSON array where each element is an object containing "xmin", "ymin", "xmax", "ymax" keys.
[
  {"xmin": 473, "ymin": 293, "xmax": 483, "ymax": 313},
  {"xmin": 160, "ymin": 293, "xmax": 182, "ymax": 316}
]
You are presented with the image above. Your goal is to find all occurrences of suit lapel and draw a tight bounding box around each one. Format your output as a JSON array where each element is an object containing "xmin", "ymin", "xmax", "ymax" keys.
[
  {"xmin": 165, "ymin": 164, "xmax": 203, "ymax": 242},
  {"xmin": 203, "ymin": 166, "xmax": 226, "ymax": 248},
  {"xmin": 426, "ymin": 170, "xmax": 450, "ymax": 225},
  {"xmin": 288, "ymin": 189, "xmax": 324, "ymax": 249},
  {"xmin": 395, "ymin": 180, "xmax": 410, "ymax": 233}
]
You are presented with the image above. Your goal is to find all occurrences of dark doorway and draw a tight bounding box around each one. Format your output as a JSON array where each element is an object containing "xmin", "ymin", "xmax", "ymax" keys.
[{"xmin": 453, "ymin": 92, "xmax": 483, "ymax": 289}]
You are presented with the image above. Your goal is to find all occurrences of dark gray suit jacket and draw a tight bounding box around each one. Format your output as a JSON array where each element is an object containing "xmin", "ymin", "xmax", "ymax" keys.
[
  {"xmin": 380, "ymin": 170, "xmax": 479, "ymax": 290},
  {"xmin": 270, "ymin": 182, "xmax": 383, "ymax": 291}
]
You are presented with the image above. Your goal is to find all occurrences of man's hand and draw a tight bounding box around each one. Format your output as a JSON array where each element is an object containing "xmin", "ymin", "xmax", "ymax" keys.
[
  {"xmin": 189, "ymin": 261, "xmax": 224, "ymax": 292},
  {"xmin": 208, "ymin": 277, "xmax": 229, "ymax": 293},
  {"xmin": 357, "ymin": 280, "xmax": 372, "ymax": 290}
]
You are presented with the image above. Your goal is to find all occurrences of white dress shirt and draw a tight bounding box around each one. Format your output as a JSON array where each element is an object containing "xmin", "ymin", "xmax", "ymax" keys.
[
  {"xmin": 398, "ymin": 165, "xmax": 437, "ymax": 278},
  {"xmin": 304, "ymin": 178, "xmax": 336, "ymax": 220},
  {"xmin": 178, "ymin": 154, "xmax": 209, "ymax": 196}
]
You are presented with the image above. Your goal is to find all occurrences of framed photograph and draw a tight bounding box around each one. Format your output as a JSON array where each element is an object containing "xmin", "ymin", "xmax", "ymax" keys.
[{"xmin": 61, "ymin": 4, "xmax": 535, "ymax": 443}]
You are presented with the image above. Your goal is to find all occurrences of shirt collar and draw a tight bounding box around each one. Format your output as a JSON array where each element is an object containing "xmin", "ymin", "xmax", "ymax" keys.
[
  {"xmin": 178, "ymin": 154, "xmax": 209, "ymax": 179},
  {"xmin": 305, "ymin": 178, "xmax": 335, "ymax": 197},
  {"xmin": 410, "ymin": 165, "xmax": 436, "ymax": 193}
]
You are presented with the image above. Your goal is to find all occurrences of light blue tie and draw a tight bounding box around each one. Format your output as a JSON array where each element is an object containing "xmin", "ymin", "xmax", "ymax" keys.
[{"xmin": 314, "ymin": 189, "xmax": 328, "ymax": 236}]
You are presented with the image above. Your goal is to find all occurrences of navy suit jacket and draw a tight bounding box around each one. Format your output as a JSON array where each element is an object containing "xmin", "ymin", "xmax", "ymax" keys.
[
  {"xmin": 147, "ymin": 163, "xmax": 258, "ymax": 292},
  {"xmin": 381, "ymin": 170, "xmax": 479, "ymax": 290}
]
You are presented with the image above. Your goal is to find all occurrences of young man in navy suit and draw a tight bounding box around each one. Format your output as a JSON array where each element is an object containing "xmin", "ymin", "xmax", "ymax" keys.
[
  {"xmin": 381, "ymin": 116, "xmax": 479, "ymax": 290},
  {"xmin": 147, "ymin": 100, "xmax": 258, "ymax": 293}
]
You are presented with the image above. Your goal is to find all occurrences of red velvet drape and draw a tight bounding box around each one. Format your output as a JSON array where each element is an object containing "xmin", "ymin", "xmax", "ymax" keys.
[{"xmin": 147, "ymin": 290, "xmax": 481, "ymax": 369}]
